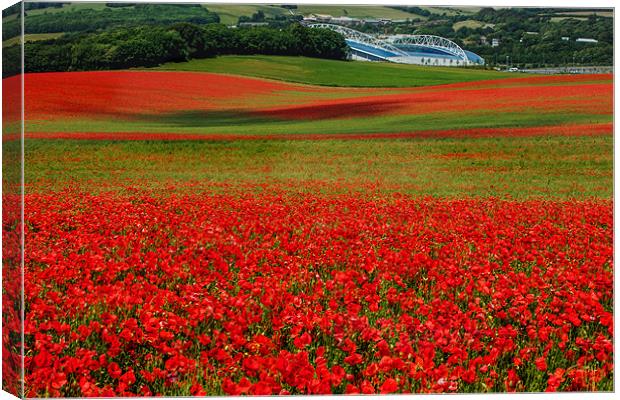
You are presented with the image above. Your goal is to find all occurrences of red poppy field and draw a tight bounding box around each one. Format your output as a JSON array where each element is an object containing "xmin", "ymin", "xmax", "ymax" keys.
[
  {"xmin": 3, "ymin": 70, "xmax": 612, "ymax": 137},
  {"xmin": 2, "ymin": 64, "xmax": 614, "ymax": 396},
  {"xmin": 12, "ymin": 71, "xmax": 610, "ymax": 122},
  {"xmin": 21, "ymin": 190, "xmax": 613, "ymax": 396}
]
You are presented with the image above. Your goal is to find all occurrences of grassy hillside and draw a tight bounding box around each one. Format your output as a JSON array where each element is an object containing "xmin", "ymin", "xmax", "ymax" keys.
[
  {"xmin": 2, "ymin": 32, "xmax": 63, "ymax": 47},
  {"xmin": 198, "ymin": 5, "xmax": 423, "ymax": 23},
  {"xmin": 295, "ymin": 5, "xmax": 417, "ymax": 20},
  {"xmin": 418, "ymin": 6, "xmax": 480, "ymax": 16},
  {"xmin": 154, "ymin": 55, "xmax": 507, "ymax": 87},
  {"xmin": 555, "ymin": 10, "xmax": 613, "ymax": 17},
  {"xmin": 453, "ymin": 20, "xmax": 495, "ymax": 31},
  {"xmin": 4, "ymin": 3, "xmax": 219, "ymax": 39},
  {"xmin": 201, "ymin": 4, "xmax": 288, "ymax": 26},
  {"xmin": 24, "ymin": 2, "xmax": 109, "ymax": 16}
]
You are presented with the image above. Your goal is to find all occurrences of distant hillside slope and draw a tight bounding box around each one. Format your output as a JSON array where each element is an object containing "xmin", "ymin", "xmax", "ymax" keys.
[{"xmin": 154, "ymin": 55, "xmax": 509, "ymax": 87}]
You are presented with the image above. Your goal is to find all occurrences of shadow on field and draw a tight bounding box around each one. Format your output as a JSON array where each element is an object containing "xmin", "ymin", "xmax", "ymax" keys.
[
  {"xmin": 135, "ymin": 99, "xmax": 404, "ymax": 128},
  {"xmin": 259, "ymin": 99, "xmax": 405, "ymax": 120},
  {"xmin": 137, "ymin": 110, "xmax": 285, "ymax": 128}
]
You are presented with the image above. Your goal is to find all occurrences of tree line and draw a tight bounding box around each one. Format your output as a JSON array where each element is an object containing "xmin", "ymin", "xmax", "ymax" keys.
[
  {"xmin": 463, "ymin": 12, "xmax": 613, "ymax": 67},
  {"xmin": 3, "ymin": 23, "xmax": 349, "ymax": 77},
  {"xmin": 2, "ymin": 1, "xmax": 63, "ymax": 18},
  {"xmin": 237, "ymin": 10, "xmax": 304, "ymax": 28},
  {"xmin": 358, "ymin": 7, "xmax": 613, "ymax": 68},
  {"xmin": 2, "ymin": 4, "xmax": 220, "ymax": 40}
]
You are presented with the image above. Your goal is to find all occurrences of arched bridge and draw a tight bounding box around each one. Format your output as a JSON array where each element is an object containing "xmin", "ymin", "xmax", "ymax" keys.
[
  {"xmin": 308, "ymin": 23, "xmax": 478, "ymax": 65},
  {"xmin": 307, "ymin": 23, "xmax": 408, "ymax": 61},
  {"xmin": 385, "ymin": 35, "xmax": 468, "ymax": 62}
]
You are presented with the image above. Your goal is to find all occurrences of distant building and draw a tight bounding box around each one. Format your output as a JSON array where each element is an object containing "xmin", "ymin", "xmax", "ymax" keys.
[
  {"xmin": 562, "ymin": 36, "xmax": 570, "ymax": 41},
  {"xmin": 524, "ymin": 31, "xmax": 539, "ymax": 35},
  {"xmin": 576, "ymin": 38, "xmax": 599, "ymax": 44},
  {"xmin": 491, "ymin": 38, "xmax": 500, "ymax": 47},
  {"xmin": 238, "ymin": 22, "xmax": 269, "ymax": 27},
  {"xmin": 312, "ymin": 14, "xmax": 333, "ymax": 22},
  {"xmin": 307, "ymin": 24, "xmax": 485, "ymax": 67},
  {"xmin": 480, "ymin": 36, "xmax": 488, "ymax": 45},
  {"xmin": 362, "ymin": 19, "xmax": 382, "ymax": 26},
  {"xmin": 331, "ymin": 16, "xmax": 359, "ymax": 25}
]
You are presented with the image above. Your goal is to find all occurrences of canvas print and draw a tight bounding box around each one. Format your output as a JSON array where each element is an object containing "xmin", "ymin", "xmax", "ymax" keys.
[{"xmin": 1, "ymin": 1, "xmax": 614, "ymax": 397}]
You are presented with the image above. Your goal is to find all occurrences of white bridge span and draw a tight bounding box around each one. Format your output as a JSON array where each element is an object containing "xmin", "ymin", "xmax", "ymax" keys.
[
  {"xmin": 386, "ymin": 34, "xmax": 468, "ymax": 62},
  {"xmin": 308, "ymin": 23, "xmax": 480, "ymax": 66},
  {"xmin": 308, "ymin": 23, "xmax": 408, "ymax": 59}
]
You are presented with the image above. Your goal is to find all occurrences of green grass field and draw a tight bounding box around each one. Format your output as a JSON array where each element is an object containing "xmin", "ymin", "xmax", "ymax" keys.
[
  {"xmin": 2, "ymin": 32, "xmax": 64, "ymax": 47},
  {"xmin": 14, "ymin": 3, "xmax": 470, "ymax": 27},
  {"xmin": 418, "ymin": 6, "xmax": 479, "ymax": 16},
  {"xmin": 295, "ymin": 5, "xmax": 418, "ymax": 19},
  {"xmin": 201, "ymin": 4, "xmax": 289, "ymax": 26},
  {"xmin": 25, "ymin": 110, "xmax": 611, "ymax": 137},
  {"xmin": 24, "ymin": 2, "xmax": 109, "ymax": 16},
  {"xmin": 453, "ymin": 20, "xmax": 495, "ymax": 31},
  {"xmin": 154, "ymin": 55, "xmax": 508, "ymax": 87},
  {"xmin": 550, "ymin": 16, "xmax": 589, "ymax": 22},
  {"xmin": 555, "ymin": 10, "xmax": 613, "ymax": 17},
  {"xmin": 25, "ymin": 135, "xmax": 612, "ymax": 199}
]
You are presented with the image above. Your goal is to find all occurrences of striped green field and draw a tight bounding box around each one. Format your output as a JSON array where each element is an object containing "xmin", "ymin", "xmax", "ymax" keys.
[{"xmin": 154, "ymin": 55, "xmax": 507, "ymax": 87}]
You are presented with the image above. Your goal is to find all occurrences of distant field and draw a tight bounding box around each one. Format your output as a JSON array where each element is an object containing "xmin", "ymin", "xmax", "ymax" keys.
[
  {"xmin": 545, "ymin": 9, "xmax": 612, "ymax": 22},
  {"xmin": 154, "ymin": 55, "xmax": 507, "ymax": 87},
  {"xmin": 295, "ymin": 5, "xmax": 417, "ymax": 20},
  {"xmin": 16, "ymin": 4, "xmax": 439, "ymax": 25},
  {"xmin": 556, "ymin": 10, "xmax": 613, "ymax": 17},
  {"xmin": 550, "ymin": 16, "xmax": 589, "ymax": 22},
  {"xmin": 24, "ymin": 2, "xmax": 110, "ymax": 16},
  {"xmin": 2, "ymin": 32, "xmax": 63, "ymax": 47},
  {"xmin": 453, "ymin": 20, "xmax": 495, "ymax": 31},
  {"xmin": 418, "ymin": 6, "xmax": 479, "ymax": 16},
  {"xmin": 201, "ymin": 4, "xmax": 288, "ymax": 26},
  {"xmin": 1, "ymin": 12, "xmax": 18, "ymax": 22}
]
